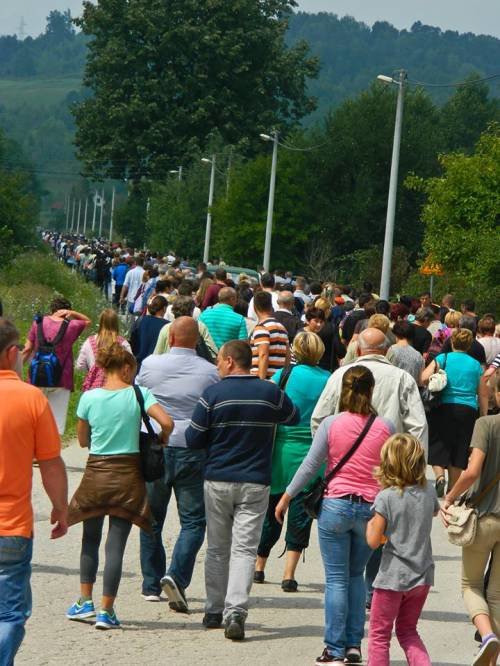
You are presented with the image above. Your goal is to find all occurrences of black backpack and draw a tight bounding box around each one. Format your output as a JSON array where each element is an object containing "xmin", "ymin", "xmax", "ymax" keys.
[{"xmin": 29, "ymin": 315, "xmax": 70, "ymax": 387}]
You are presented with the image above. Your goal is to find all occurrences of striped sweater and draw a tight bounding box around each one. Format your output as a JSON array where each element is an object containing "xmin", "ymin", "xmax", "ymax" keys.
[{"xmin": 185, "ymin": 375, "xmax": 300, "ymax": 485}]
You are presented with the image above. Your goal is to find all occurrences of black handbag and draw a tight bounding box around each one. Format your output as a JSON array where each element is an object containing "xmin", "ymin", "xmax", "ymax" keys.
[
  {"xmin": 133, "ymin": 384, "xmax": 165, "ymax": 482},
  {"xmin": 302, "ymin": 413, "xmax": 376, "ymax": 519}
]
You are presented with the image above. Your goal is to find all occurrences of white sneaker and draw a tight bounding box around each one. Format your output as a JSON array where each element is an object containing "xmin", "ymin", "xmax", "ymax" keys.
[{"xmin": 141, "ymin": 594, "xmax": 161, "ymax": 602}]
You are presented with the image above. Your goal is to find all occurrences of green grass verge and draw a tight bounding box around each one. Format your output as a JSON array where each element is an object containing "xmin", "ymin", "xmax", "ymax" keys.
[
  {"xmin": 0, "ymin": 76, "xmax": 82, "ymax": 108},
  {"xmin": 0, "ymin": 250, "xmax": 107, "ymax": 443}
]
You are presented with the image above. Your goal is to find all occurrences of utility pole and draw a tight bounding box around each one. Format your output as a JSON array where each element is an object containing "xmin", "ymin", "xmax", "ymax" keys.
[
  {"xmin": 203, "ymin": 155, "xmax": 216, "ymax": 264},
  {"xmin": 76, "ymin": 199, "xmax": 82, "ymax": 234},
  {"xmin": 263, "ymin": 131, "xmax": 279, "ymax": 273},
  {"xmin": 226, "ymin": 147, "xmax": 233, "ymax": 197},
  {"xmin": 98, "ymin": 188, "xmax": 105, "ymax": 237},
  {"xmin": 65, "ymin": 195, "xmax": 71, "ymax": 230},
  {"xmin": 83, "ymin": 198, "xmax": 88, "ymax": 235},
  {"xmin": 92, "ymin": 190, "xmax": 98, "ymax": 232},
  {"xmin": 70, "ymin": 198, "xmax": 76, "ymax": 232},
  {"xmin": 109, "ymin": 186, "xmax": 116, "ymax": 241},
  {"xmin": 379, "ymin": 69, "xmax": 407, "ymax": 300}
]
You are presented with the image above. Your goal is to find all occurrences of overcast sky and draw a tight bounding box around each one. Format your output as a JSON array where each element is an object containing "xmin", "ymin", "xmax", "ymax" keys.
[{"xmin": 1, "ymin": 0, "xmax": 500, "ymax": 39}]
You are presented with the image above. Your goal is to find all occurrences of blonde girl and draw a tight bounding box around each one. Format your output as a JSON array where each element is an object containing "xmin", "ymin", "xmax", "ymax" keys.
[
  {"xmin": 76, "ymin": 308, "xmax": 131, "ymax": 391},
  {"xmin": 366, "ymin": 434, "xmax": 439, "ymax": 666}
]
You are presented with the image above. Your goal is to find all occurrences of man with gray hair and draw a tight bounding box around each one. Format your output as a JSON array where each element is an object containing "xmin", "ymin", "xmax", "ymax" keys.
[
  {"xmin": 274, "ymin": 290, "xmax": 303, "ymax": 343},
  {"xmin": 410, "ymin": 307, "xmax": 433, "ymax": 355},
  {"xmin": 312, "ymin": 327, "xmax": 428, "ymax": 453}
]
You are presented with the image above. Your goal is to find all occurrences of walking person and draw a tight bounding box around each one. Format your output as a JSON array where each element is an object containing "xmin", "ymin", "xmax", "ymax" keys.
[
  {"xmin": 422, "ymin": 328, "xmax": 488, "ymax": 494},
  {"xmin": 0, "ymin": 318, "xmax": 68, "ymax": 664},
  {"xmin": 254, "ymin": 332, "xmax": 330, "ymax": 591},
  {"xmin": 185, "ymin": 340, "xmax": 299, "ymax": 640},
  {"xmin": 76, "ymin": 308, "xmax": 132, "ymax": 391},
  {"xmin": 66, "ymin": 344, "xmax": 173, "ymax": 630},
  {"xmin": 23, "ymin": 297, "xmax": 91, "ymax": 435},
  {"xmin": 275, "ymin": 366, "xmax": 395, "ymax": 664},
  {"xmin": 199, "ymin": 287, "xmax": 248, "ymax": 349},
  {"xmin": 129, "ymin": 295, "xmax": 168, "ymax": 368},
  {"xmin": 136, "ymin": 317, "xmax": 219, "ymax": 610},
  {"xmin": 366, "ymin": 434, "xmax": 439, "ymax": 666},
  {"xmin": 441, "ymin": 376, "xmax": 500, "ymax": 666},
  {"xmin": 250, "ymin": 290, "xmax": 289, "ymax": 380}
]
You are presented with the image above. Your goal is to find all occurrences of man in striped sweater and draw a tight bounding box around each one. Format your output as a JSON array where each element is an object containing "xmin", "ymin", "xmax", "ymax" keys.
[
  {"xmin": 250, "ymin": 290, "xmax": 290, "ymax": 379},
  {"xmin": 185, "ymin": 340, "xmax": 299, "ymax": 641}
]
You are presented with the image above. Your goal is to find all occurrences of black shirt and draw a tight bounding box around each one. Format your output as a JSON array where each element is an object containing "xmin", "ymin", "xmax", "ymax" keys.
[
  {"xmin": 274, "ymin": 310, "xmax": 303, "ymax": 343},
  {"xmin": 341, "ymin": 310, "xmax": 367, "ymax": 344},
  {"xmin": 410, "ymin": 324, "xmax": 432, "ymax": 355}
]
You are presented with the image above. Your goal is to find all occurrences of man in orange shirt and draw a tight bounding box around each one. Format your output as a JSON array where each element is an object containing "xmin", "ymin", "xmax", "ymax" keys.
[{"xmin": 0, "ymin": 318, "xmax": 68, "ymax": 664}]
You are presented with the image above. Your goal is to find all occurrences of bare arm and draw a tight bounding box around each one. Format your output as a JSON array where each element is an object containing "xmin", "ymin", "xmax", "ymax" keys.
[
  {"xmin": 38, "ymin": 456, "xmax": 68, "ymax": 539},
  {"xmin": 441, "ymin": 448, "xmax": 486, "ymax": 525},
  {"xmin": 54, "ymin": 309, "xmax": 91, "ymax": 325},
  {"xmin": 257, "ymin": 344, "xmax": 269, "ymax": 380},
  {"xmin": 366, "ymin": 513, "xmax": 387, "ymax": 549},
  {"xmin": 147, "ymin": 403, "xmax": 174, "ymax": 444},
  {"xmin": 478, "ymin": 376, "xmax": 489, "ymax": 417},
  {"xmin": 77, "ymin": 418, "xmax": 90, "ymax": 448},
  {"xmin": 420, "ymin": 359, "xmax": 438, "ymax": 384}
]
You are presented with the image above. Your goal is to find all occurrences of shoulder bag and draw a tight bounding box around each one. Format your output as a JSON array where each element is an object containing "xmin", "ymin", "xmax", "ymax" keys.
[
  {"xmin": 420, "ymin": 354, "xmax": 448, "ymax": 412},
  {"xmin": 278, "ymin": 364, "xmax": 294, "ymax": 390},
  {"xmin": 447, "ymin": 472, "xmax": 500, "ymax": 547},
  {"xmin": 133, "ymin": 384, "xmax": 165, "ymax": 482},
  {"xmin": 302, "ymin": 413, "xmax": 376, "ymax": 519}
]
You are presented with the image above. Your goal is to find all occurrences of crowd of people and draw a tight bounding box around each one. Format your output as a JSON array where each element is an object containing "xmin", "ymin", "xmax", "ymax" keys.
[{"xmin": 0, "ymin": 231, "xmax": 499, "ymax": 666}]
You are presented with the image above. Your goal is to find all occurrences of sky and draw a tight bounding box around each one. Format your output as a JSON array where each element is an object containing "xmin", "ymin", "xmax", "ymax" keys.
[{"xmin": 1, "ymin": 0, "xmax": 500, "ymax": 39}]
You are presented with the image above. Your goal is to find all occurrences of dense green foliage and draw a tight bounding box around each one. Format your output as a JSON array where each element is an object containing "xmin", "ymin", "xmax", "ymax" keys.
[
  {"xmin": 407, "ymin": 125, "xmax": 500, "ymax": 313},
  {"xmin": 288, "ymin": 13, "xmax": 500, "ymax": 122},
  {"xmin": 0, "ymin": 129, "xmax": 40, "ymax": 261},
  {"xmin": 73, "ymin": 0, "xmax": 319, "ymax": 181}
]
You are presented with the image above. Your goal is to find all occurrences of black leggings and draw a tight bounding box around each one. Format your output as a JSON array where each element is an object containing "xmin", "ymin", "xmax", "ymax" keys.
[{"xmin": 80, "ymin": 516, "xmax": 132, "ymax": 597}]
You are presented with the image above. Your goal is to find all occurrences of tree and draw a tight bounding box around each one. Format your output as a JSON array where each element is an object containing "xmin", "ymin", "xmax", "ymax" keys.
[
  {"xmin": 408, "ymin": 125, "xmax": 500, "ymax": 313},
  {"xmin": 0, "ymin": 130, "xmax": 39, "ymax": 261},
  {"xmin": 45, "ymin": 10, "xmax": 75, "ymax": 41},
  {"xmin": 73, "ymin": 0, "xmax": 319, "ymax": 181},
  {"xmin": 440, "ymin": 76, "xmax": 500, "ymax": 153}
]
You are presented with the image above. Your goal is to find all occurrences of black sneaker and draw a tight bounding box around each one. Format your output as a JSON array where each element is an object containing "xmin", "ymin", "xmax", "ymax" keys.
[
  {"xmin": 315, "ymin": 647, "xmax": 345, "ymax": 665},
  {"xmin": 345, "ymin": 646, "xmax": 362, "ymax": 663},
  {"xmin": 253, "ymin": 571, "xmax": 265, "ymax": 584},
  {"xmin": 202, "ymin": 613, "xmax": 223, "ymax": 629},
  {"xmin": 435, "ymin": 476, "xmax": 446, "ymax": 498},
  {"xmin": 224, "ymin": 612, "xmax": 245, "ymax": 641},
  {"xmin": 281, "ymin": 579, "xmax": 298, "ymax": 592},
  {"xmin": 161, "ymin": 574, "xmax": 188, "ymax": 613}
]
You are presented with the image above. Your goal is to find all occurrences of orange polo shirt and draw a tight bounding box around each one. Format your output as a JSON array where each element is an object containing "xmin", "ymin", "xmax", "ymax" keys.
[{"xmin": 0, "ymin": 370, "xmax": 61, "ymax": 537}]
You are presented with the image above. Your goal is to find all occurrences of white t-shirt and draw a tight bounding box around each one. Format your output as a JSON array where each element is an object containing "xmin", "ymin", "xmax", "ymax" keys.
[
  {"xmin": 247, "ymin": 291, "xmax": 280, "ymax": 322},
  {"xmin": 124, "ymin": 266, "xmax": 145, "ymax": 303}
]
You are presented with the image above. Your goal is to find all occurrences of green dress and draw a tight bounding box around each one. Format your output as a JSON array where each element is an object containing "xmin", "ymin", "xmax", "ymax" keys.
[{"xmin": 270, "ymin": 364, "xmax": 330, "ymax": 495}]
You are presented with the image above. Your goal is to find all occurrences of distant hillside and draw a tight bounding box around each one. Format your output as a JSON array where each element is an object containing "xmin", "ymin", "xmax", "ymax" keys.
[
  {"xmin": 288, "ymin": 12, "xmax": 500, "ymax": 121},
  {"xmin": 1, "ymin": 8, "xmax": 500, "ymax": 208}
]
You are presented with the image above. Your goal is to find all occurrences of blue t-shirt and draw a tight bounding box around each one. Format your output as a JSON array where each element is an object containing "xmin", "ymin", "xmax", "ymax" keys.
[
  {"xmin": 77, "ymin": 385, "xmax": 157, "ymax": 455},
  {"xmin": 436, "ymin": 351, "xmax": 482, "ymax": 410}
]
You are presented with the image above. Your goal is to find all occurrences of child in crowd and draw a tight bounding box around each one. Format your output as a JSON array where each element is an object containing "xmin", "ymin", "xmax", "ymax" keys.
[{"xmin": 366, "ymin": 434, "xmax": 439, "ymax": 665}]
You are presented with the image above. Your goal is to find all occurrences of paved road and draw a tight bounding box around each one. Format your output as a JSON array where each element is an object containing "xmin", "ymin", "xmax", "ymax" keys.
[{"xmin": 19, "ymin": 443, "xmax": 475, "ymax": 665}]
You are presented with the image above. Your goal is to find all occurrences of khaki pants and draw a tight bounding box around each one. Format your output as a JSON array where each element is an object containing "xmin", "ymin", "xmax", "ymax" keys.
[{"xmin": 461, "ymin": 514, "xmax": 500, "ymax": 635}]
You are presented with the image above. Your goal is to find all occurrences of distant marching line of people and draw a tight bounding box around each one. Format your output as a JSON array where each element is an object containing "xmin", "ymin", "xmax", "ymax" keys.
[{"xmin": 0, "ymin": 231, "xmax": 498, "ymax": 666}]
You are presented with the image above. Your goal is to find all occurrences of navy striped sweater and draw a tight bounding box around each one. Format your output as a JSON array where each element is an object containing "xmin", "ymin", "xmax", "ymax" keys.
[{"xmin": 185, "ymin": 374, "xmax": 300, "ymax": 485}]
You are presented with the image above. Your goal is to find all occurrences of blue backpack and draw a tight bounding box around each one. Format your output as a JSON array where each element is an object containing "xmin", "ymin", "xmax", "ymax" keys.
[{"xmin": 29, "ymin": 315, "xmax": 69, "ymax": 388}]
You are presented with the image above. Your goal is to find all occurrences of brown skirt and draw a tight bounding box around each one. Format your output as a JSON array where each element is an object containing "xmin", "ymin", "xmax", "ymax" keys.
[{"xmin": 68, "ymin": 453, "xmax": 152, "ymax": 532}]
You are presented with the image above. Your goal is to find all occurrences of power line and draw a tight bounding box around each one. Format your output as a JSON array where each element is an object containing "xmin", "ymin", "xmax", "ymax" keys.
[{"xmin": 408, "ymin": 72, "xmax": 500, "ymax": 88}]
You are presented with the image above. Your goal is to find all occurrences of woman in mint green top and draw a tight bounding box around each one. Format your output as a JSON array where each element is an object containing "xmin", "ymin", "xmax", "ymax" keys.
[
  {"xmin": 67, "ymin": 344, "xmax": 173, "ymax": 630},
  {"xmin": 255, "ymin": 331, "xmax": 330, "ymax": 591}
]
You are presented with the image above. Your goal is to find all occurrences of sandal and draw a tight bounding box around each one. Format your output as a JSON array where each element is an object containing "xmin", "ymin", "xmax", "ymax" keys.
[{"xmin": 435, "ymin": 475, "xmax": 446, "ymax": 498}]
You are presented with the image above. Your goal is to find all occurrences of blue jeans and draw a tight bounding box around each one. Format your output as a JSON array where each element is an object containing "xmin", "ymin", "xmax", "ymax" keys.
[
  {"xmin": 318, "ymin": 498, "xmax": 373, "ymax": 658},
  {"xmin": 140, "ymin": 448, "xmax": 206, "ymax": 594},
  {"xmin": 0, "ymin": 537, "xmax": 33, "ymax": 666}
]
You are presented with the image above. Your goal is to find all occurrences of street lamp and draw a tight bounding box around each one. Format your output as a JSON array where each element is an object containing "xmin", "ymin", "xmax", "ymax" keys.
[
  {"xmin": 169, "ymin": 166, "xmax": 183, "ymax": 181},
  {"xmin": 260, "ymin": 131, "xmax": 279, "ymax": 273},
  {"xmin": 201, "ymin": 155, "xmax": 216, "ymax": 264},
  {"xmin": 377, "ymin": 69, "xmax": 407, "ymax": 300}
]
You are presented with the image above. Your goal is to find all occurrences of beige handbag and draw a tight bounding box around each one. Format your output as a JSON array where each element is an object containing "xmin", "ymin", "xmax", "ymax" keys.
[{"xmin": 447, "ymin": 472, "xmax": 500, "ymax": 547}]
